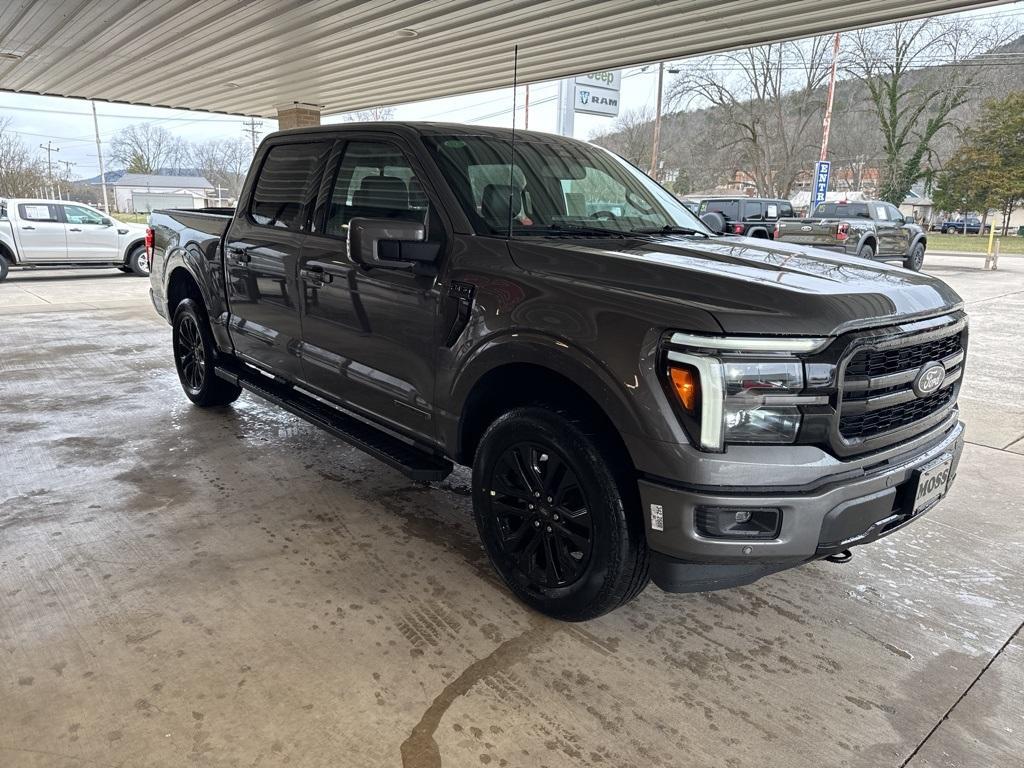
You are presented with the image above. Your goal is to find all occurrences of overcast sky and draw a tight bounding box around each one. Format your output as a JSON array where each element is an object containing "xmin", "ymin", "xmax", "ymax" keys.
[{"xmin": 0, "ymin": 3, "xmax": 1019, "ymax": 180}]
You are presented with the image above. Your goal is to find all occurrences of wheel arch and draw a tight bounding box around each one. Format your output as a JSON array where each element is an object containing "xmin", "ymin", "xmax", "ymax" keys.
[
  {"xmin": 452, "ymin": 337, "xmax": 640, "ymax": 472},
  {"xmin": 747, "ymin": 227, "xmax": 769, "ymax": 238},
  {"xmin": 0, "ymin": 240, "xmax": 17, "ymax": 265},
  {"xmin": 122, "ymin": 237, "xmax": 145, "ymax": 264},
  {"xmin": 910, "ymin": 233, "xmax": 927, "ymax": 252},
  {"xmin": 857, "ymin": 233, "xmax": 878, "ymax": 253}
]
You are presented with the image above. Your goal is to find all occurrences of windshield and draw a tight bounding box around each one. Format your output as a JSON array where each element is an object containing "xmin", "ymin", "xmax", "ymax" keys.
[{"xmin": 423, "ymin": 134, "xmax": 709, "ymax": 237}]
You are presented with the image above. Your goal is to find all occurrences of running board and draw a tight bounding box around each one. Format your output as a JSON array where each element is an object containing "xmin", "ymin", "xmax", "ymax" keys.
[{"xmin": 214, "ymin": 360, "xmax": 453, "ymax": 482}]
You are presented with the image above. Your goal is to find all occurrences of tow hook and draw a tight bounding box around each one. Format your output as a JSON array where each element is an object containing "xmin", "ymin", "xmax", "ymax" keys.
[{"xmin": 825, "ymin": 549, "xmax": 853, "ymax": 564}]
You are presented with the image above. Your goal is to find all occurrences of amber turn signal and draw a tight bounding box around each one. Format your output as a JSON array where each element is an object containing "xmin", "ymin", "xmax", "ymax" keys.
[{"xmin": 669, "ymin": 365, "xmax": 700, "ymax": 413}]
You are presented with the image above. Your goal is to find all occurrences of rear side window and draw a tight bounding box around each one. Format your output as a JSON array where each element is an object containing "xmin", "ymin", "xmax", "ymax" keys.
[
  {"xmin": 743, "ymin": 201, "xmax": 762, "ymax": 220},
  {"xmin": 249, "ymin": 141, "xmax": 332, "ymax": 230},
  {"xmin": 704, "ymin": 200, "xmax": 739, "ymax": 220},
  {"xmin": 779, "ymin": 202, "xmax": 794, "ymax": 217},
  {"xmin": 19, "ymin": 203, "xmax": 60, "ymax": 222}
]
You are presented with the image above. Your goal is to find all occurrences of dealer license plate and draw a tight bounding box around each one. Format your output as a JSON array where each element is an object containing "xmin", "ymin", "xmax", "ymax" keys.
[{"xmin": 913, "ymin": 453, "xmax": 953, "ymax": 514}]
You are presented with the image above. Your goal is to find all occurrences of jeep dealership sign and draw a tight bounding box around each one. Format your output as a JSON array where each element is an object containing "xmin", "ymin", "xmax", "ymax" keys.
[{"xmin": 574, "ymin": 71, "xmax": 620, "ymax": 116}]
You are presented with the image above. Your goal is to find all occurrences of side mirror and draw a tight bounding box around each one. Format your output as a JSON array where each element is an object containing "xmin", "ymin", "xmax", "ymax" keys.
[
  {"xmin": 348, "ymin": 217, "xmax": 440, "ymax": 270},
  {"xmin": 101, "ymin": 218, "xmax": 113, "ymax": 227},
  {"xmin": 700, "ymin": 211, "xmax": 726, "ymax": 234}
]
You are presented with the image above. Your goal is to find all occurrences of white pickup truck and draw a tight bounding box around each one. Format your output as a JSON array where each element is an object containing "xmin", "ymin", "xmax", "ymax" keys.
[{"xmin": 0, "ymin": 198, "xmax": 149, "ymax": 282}]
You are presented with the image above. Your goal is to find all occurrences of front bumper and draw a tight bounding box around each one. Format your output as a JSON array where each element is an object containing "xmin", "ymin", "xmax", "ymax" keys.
[{"xmin": 639, "ymin": 420, "xmax": 965, "ymax": 592}]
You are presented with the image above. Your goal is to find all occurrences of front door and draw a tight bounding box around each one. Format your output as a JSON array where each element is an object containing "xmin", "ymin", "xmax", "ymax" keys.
[
  {"xmin": 885, "ymin": 204, "xmax": 911, "ymax": 256},
  {"xmin": 15, "ymin": 203, "xmax": 67, "ymax": 263},
  {"xmin": 871, "ymin": 202, "xmax": 900, "ymax": 256},
  {"xmin": 62, "ymin": 204, "xmax": 119, "ymax": 262},
  {"xmin": 223, "ymin": 139, "xmax": 333, "ymax": 380},
  {"xmin": 297, "ymin": 137, "xmax": 444, "ymax": 443}
]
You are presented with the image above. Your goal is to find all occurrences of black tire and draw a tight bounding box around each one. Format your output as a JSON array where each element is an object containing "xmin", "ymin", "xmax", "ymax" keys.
[
  {"xmin": 856, "ymin": 242, "xmax": 876, "ymax": 260},
  {"xmin": 128, "ymin": 244, "xmax": 150, "ymax": 277},
  {"xmin": 904, "ymin": 241, "xmax": 925, "ymax": 271},
  {"xmin": 171, "ymin": 298, "xmax": 241, "ymax": 407},
  {"xmin": 472, "ymin": 406, "xmax": 649, "ymax": 621},
  {"xmin": 0, "ymin": 253, "xmax": 9, "ymax": 282}
]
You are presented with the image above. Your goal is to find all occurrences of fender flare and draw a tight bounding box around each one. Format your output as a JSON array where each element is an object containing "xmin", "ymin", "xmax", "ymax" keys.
[
  {"xmin": 122, "ymin": 237, "xmax": 146, "ymax": 264},
  {"xmin": 909, "ymin": 233, "xmax": 927, "ymax": 253},
  {"xmin": 854, "ymin": 233, "xmax": 877, "ymax": 255},
  {"xmin": 0, "ymin": 240, "xmax": 17, "ymax": 266},
  {"xmin": 746, "ymin": 227, "xmax": 769, "ymax": 238},
  {"xmin": 447, "ymin": 330, "xmax": 645, "ymax": 459}
]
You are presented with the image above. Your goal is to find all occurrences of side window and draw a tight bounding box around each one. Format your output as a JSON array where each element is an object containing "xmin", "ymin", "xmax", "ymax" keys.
[
  {"xmin": 873, "ymin": 204, "xmax": 888, "ymax": 221},
  {"xmin": 886, "ymin": 205, "xmax": 903, "ymax": 222},
  {"xmin": 765, "ymin": 203, "xmax": 779, "ymax": 220},
  {"xmin": 743, "ymin": 201, "xmax": 761, "ymax": 220},
  {"xmin": 19, "ymin": 203, "xmax": 60, "ymax": 222},
  {"xmin": 324, "ymin": 140, "xmax": 428, "ymax": 238},
  {"xmin": 250, "ymin": 141, "xmax": 332, "ymax": 230},
  {"xmin": 705, "ymin": 201, "xmax": 739, "ymax": 220},
  {"xmin": 63, "ymin": 204, "xmax": 106, "ymax": 225},
  {"xmin": 779, "ymin": 203, "xmax": 794, "ymax": 218}
]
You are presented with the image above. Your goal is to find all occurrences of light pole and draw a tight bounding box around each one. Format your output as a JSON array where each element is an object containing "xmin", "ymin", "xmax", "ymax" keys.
[{"xmin": 648, "ymin": 63, "xmax": 680, "ymax": 180}]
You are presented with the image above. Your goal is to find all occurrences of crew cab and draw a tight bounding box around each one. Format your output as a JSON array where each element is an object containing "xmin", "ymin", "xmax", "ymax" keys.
[
  {"xmin": 149, "ymin": 123, "xmax": 966, "ymax": 620},
  {"xmin": 0, "ymin": 199, "xmax": 149, "ymax": 281},
  {"xmin": 775, "ymin": 200, "xmax": 928, "ymax": 271},
  {"xmin": 697, "ymin": 197, "xmax": 794, "ymax": 238}
]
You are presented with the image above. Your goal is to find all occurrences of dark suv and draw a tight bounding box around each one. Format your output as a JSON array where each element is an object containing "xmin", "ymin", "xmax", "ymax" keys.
[
  {"xmin": 697, "ymin": 197, "xmax": 795, "ymax": 238},
  {"xmin": 148, "ymin": 123, "xmax": 966, "ymax": 620}
]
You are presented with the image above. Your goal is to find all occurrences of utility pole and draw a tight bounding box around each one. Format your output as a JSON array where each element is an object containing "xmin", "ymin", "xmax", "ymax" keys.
[
  {"xmin": 649, "ymin": 63, "xmax": 665, "ymax": 179},
  {"xmin": 524, "ymin": 83, "xmax": 530, "ymax": 130},
  {"xmin": 57, "ymin": 159, "xmax": 76, "ymax": 200},
  {"xmin": 39, "ymin": 141, "xmax": 59, "ymax": 198},
  {"xmin": 92, "ymin": 102, "xmax": 110, "ymax": 213},
  {"xmin": 243, "ymin": 117, "xmax": 263, "ymax": 155},
  {"xmin": 818, "ymin": 32, "xmax": 842, "ymax": 162}
]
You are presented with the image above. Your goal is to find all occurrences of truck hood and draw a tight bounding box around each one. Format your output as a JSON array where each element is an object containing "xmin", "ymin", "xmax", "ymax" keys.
[{"xmin": 509, "ymin": 235, "xmax": 963, "ymax": 336}]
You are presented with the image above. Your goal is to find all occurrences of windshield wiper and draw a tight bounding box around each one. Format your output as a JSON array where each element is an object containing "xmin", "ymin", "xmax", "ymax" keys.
[
  {"xmin": 546, "ymin": 222, "xmax": 639, "ymax": 238},
  {"xmin": 632, "ymin": 224, "xmax": 710, "ymax": 238}
]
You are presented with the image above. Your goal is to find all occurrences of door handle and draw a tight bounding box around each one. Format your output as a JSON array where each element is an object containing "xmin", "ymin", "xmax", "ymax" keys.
[
  {"xmin": 69, "ymin": 227, "xmax": 82, "ymax": 232},
  {"xmin": 21, "ymin": 225, "xmax": 35, "ymax": 230},
  {"xmin": 300, "ymin": 265, "xmax": 330, "ymax": 284},
  {"xmin": 227, "ymin": 247, "xmax": 251, "ymax": 264}
]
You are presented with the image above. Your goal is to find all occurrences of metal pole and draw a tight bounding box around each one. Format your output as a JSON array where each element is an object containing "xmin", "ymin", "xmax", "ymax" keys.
[
  {"xmin": 92, "ymin": 102, "xmax": 110, "ymax": 213},
  {"xmin": 40, "ymin": 141, "xmax": 59, "ymax": 198},
  {"xmin": 524, "ymin": 83, "xmax": 530, "ymax": 130},
  {"xmin": 556, "ymin": 78, "xmax": 574, "ymax": 137},
  {"xmin": 649, "ymin": 62, "xmax": 665, "ymax": 178},
  {"xmin": 819, "ymin": 33, "xmax": 841, "ymax": 162}
]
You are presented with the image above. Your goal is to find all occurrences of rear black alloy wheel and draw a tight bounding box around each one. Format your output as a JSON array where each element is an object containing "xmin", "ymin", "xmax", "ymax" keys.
[
  {"xmin": 485, "ymin": 442, "xmax": 593, "ymax": 590},
  {"xmin": 175, "ymin": 313, "xmax": 206, "ymax": 394},
  {"xmin": 171, "ymin": 299, "xmax": 242, "ymax": 406},
  {"xmin": 473, "ymin": 407, "xmax": 649, "ymax": 621}
]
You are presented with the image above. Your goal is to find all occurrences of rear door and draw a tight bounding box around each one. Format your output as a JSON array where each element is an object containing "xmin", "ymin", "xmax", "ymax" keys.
[
  {"xmin": 297, "ymin": 136, "xmax": 444, "ymax": 442},
  {"xmin": 15, "ymin": 203, "xmax": 67, "ymax": 263},
  {"xmin": 870, "ymin": 202, "xmax": 900, "ymax": 255},
  {"xmin": 223, "ymin": 138, "xmax": 333, "ymax": 381},
  {"xmin": 62, "ymin": 204, "xmax": 119, "ymax": 262}
]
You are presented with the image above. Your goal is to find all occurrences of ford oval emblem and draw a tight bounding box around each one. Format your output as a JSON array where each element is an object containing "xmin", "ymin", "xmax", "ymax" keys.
[
  {"xmin": 800, "ymin": 225, "xmax": 812, "ymax": 231},
  {"xmin": 913, "ymin": 361, "xmax": 946, "ymax": 397}
]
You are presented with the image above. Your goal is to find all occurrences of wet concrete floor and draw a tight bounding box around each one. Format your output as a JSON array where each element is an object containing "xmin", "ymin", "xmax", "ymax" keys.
[{"xmin": 1, "ymin": 260, "xmax": 1022, "ymax": 767}]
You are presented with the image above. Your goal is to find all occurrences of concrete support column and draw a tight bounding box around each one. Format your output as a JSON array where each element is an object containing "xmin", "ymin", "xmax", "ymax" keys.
[{"xmin": 276, "ymin": 102, "xmax": 321, "ymax": 130}]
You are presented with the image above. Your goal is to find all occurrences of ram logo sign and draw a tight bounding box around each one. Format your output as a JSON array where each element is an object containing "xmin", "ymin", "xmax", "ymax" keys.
[{"xmin": 574, "ymin": 71, "xmax": 621, "ymax": 117}]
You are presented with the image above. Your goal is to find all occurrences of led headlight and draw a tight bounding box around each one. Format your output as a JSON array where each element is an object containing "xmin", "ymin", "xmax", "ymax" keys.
[{"xmin": 666, "ymin": 333, "xmax": 831, "ymax": 451}]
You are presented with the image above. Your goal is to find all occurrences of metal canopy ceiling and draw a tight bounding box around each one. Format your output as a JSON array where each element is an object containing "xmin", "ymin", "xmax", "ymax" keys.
[{"xmin": 0, "ymin": 0, "xmax": 1009, "ymax": 117}]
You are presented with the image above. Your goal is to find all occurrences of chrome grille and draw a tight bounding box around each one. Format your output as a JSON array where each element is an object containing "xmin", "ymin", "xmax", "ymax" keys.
[{"xmin": 838, "ymin": 321, "xmax": 965, "ymax": 443}]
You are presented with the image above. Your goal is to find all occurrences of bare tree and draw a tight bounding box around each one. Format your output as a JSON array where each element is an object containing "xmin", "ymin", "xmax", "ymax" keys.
[
  {"xmin": 338, "ymin": 106, "xmax": 396, "ymax": 122},
  {"xmin": 110, "ymin": 123, "xmax": 190, "ymax": 174},
  {"xmin": 0, "ymin": 118, "xmax": 46, "ymax": 197},
  {"xmin": 590, "ymin": 108, "xmax": 655, "ymax": 167},
  {"xmin": 190, "ymin": 137, "xmax": 252, "ymax": 198},
  {"xmin": 844, "ymin": 17, "xmax": 1018, "ymax": 205},
  {"xmin": 669, "ymin": 38, "xmax": 833, "ymax": 197}
]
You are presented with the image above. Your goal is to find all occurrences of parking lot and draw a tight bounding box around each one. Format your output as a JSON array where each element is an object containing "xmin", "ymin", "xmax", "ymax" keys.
[{"xmin": 1, "ymin": 256, "xmax": 1022, "ymax": 767}]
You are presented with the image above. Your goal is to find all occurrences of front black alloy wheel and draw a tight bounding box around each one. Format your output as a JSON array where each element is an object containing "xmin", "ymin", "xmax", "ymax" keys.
[
  {"xmin": 485, "ymin": 442, "xmax": 594, "ymax": 590},
  {"xmin": 904, "ymin": 242, "xmax": 925, "ymax": 272},
  {"xmin": 473, "ymin": 407, "xmax": 649, "ymax": 621},
  {"xmin": 172, "ymin": 299, "xmax": 241, "ymax": 407}
]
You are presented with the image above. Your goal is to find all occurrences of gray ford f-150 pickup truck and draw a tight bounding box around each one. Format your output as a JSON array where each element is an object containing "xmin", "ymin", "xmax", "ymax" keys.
[{"xmin": 148, "ymin": 123, "xmax": 966, "ymax": 620}]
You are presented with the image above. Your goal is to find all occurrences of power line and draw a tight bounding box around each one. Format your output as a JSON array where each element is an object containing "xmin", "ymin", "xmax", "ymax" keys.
[{"xmin": 242, "ymin": 117, "xmax": 263, "ymax": 154}]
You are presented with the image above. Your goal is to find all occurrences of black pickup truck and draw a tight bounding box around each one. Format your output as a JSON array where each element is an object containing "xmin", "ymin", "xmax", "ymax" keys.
[{"xmin": 148, "ymin": 123, "xmax": 967, "ymax": 620}]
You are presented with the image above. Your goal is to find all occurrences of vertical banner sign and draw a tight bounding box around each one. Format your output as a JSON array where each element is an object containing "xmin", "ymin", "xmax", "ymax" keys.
[{"xmin": 812, "ymin": 160, "xmax": 831, "ymax": 210}]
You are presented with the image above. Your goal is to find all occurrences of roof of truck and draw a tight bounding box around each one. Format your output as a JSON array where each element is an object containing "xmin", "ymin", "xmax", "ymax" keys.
[{"xmin": 265, "ymin": 121, "xmax": 580, "ymax": 144}]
